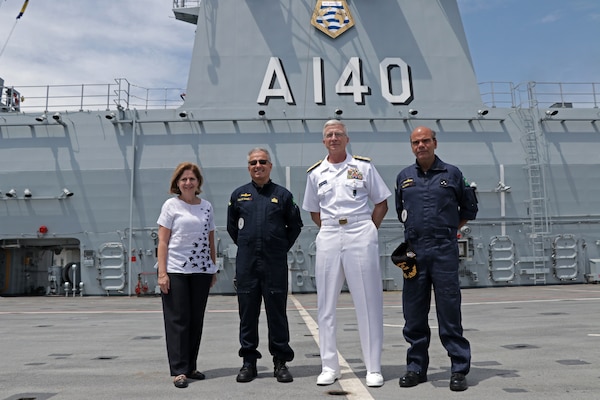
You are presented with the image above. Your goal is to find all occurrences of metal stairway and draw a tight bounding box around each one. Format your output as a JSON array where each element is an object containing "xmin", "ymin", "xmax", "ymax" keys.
[{"xmin": 519, "ymin": 83, "xmax": 551, "ymax": 284}]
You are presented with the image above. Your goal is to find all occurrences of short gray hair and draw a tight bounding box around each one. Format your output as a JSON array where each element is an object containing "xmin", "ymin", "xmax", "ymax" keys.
[
  {"xmin": 322, "ymin": 119, "xmax": 347, "ymax": 138},
  {"xmin": 247, "ymin": 147, "xmax": 271, "ymax": 162}
]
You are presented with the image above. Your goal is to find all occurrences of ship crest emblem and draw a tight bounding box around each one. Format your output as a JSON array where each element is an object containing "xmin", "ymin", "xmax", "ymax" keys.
[{"xmin": 311, "ymin": 0, "xmax": 355, "ymax": 39}]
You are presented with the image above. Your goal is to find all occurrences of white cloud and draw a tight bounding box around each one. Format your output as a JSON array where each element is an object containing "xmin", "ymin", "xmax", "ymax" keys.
[
  {"xmin": 0, "ymin": 0, "xmax": 195, "ymax": 88},
  {"xmin": 539, "ymin": 12, "xmax": 561, "ymax": 24}
]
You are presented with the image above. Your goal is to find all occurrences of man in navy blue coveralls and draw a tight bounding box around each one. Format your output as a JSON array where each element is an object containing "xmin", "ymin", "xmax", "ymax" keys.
[
  {"xmin": 395, "ymin": 126, "xmax": 478, "ymax": 392},
  {"xmin": 227, "ymin": 148, "xmax": 303, "ymax": 383}
]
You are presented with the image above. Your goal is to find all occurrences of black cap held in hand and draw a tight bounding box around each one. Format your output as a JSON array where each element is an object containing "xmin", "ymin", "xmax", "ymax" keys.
[{"xmin": 391, "ymin": 242, "xmax": 417, "ymax": 279}]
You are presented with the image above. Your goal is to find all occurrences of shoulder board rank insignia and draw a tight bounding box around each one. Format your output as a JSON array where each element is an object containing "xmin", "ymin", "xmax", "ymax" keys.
[
  {"xmin": 311, "ymin": 0, "xmax": 355, "ymax": 39},
  {"xmin": 307, "ymin": 160, "xmax": 323, "ymax": 173},
  {"xmin": 353, "ymin": 155, "xmax": 371, "ymax": 162}
]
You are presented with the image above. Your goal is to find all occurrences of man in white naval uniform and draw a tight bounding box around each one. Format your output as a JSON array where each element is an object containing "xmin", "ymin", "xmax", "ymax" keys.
[{"xmin": 302, "ymin": 119, "xmax": 391, "ymax": 388}]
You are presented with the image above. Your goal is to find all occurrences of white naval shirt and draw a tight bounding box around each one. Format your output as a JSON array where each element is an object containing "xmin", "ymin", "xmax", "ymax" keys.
[{"xmin": 302, "ymin": 153, "xmax": 391, "ymax": 220}]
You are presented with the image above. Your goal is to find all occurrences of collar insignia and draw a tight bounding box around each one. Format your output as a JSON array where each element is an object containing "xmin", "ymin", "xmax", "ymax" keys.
[{"xmin": 311, "ymin": 0, "xmax": 355, "ymax": 39}]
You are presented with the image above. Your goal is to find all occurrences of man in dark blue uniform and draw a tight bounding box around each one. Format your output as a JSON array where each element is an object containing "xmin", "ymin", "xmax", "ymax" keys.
[
  {"xmin": 395, "ymin": 126, "xmax": 478, "ymax": 392},
  {"xmin": 227, "ymin": 148, "xmax": 303, "ymax": 383}
]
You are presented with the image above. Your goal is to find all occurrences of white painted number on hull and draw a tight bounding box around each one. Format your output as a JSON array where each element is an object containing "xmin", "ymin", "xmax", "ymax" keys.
[{"xmin": 257, "ymin": 57, "xmax": 412, "ymax": 105}]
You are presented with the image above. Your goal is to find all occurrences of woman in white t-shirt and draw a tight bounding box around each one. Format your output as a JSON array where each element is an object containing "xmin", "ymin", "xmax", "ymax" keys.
[{"xmin": 157, "ymin": 162, "xmax": 218, "ymax": 388}]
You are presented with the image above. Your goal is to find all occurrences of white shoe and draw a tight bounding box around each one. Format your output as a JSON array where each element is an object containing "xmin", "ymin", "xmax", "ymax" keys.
[
  {"xmin": 366, "ymin": 372, "xmax": 384, "ymax": 387},
  {"xmin": 316, "ymin": 370, "xmax": 341, "ymax": 386}
]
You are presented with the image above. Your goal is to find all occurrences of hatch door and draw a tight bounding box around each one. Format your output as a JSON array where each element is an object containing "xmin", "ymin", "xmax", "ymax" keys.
[
  {"xmin": 97, "ymin": 242, "xmax": 126, "ymax": 293},
  {"xmin": 489, "ymin": 236, "xmax": 515, "ymax": 282}
]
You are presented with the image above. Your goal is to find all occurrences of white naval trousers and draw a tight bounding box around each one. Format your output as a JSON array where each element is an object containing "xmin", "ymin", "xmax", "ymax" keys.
[{"xmin": 315, "ymin": 219, "xmax": 383, "ymax": 374}]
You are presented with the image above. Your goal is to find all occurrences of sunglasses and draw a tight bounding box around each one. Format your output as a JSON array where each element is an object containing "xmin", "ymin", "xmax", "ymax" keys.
[{"xmin": 248, "ymin": 159, "xmax": 269, "ymax": 166}]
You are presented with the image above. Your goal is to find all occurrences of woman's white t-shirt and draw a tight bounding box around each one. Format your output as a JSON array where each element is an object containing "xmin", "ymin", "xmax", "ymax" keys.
[{"xmin": 157, "ymin": 197, "xmax": 217, "ymax": 274}]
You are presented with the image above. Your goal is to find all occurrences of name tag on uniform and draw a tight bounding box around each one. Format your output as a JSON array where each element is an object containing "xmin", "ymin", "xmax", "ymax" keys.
[{"xmin": 318, "ymin": 180, "xmax": 328, "ymax": 188}]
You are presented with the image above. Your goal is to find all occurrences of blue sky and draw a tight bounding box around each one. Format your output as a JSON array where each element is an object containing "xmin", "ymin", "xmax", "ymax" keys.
[
  {"xmin": 458, "ymin": 0, "xmax": 600, "ymax": 83},
  {"xmin": 0, "ymin": 0, "xmax": 599, "ymax": 91}
]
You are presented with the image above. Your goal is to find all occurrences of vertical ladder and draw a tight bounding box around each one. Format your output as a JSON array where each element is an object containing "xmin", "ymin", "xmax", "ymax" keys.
[{"xmin": 519, "ymin": 83, "xmax": 551, "ymax": 284}]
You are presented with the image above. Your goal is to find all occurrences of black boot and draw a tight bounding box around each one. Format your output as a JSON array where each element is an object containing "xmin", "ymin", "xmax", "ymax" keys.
[
  {"xmin": 274, "ymin": 359, "xmax": 293, "ymax": 383},
  {"xmin": 236, "ymin": 362, "xmax": 257, "ymax": 383}
]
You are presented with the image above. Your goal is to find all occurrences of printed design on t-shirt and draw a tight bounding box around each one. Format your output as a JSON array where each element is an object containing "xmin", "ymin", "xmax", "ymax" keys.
[{"xmin": 181, "ymin": 207, "xmax": 212, "ymax": 271}]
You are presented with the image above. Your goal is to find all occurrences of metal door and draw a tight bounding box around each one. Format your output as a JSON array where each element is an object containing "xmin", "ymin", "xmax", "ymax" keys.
[
  {"xmin": 489, "ymin": 236, "xmax": 515, "ymax": 283},
  {"xmin": 97, "ymin": 242, "xmax": 126, "ymax": 293}
]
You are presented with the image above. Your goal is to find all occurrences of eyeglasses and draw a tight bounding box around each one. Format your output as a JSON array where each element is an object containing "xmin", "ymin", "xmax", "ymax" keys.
[
  {"xmin": 248, "ymin": 159, "xmax": 269, "ymax": 165},
  {"xmin": 325, "ymin": 132, "xmax": 346, "ymax": 139}
]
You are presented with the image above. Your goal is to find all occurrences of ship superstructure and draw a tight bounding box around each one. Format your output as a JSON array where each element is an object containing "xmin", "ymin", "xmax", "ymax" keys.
[{"xmin": 1, "ymin": 0, "xmax": 599, "ymax": 296}]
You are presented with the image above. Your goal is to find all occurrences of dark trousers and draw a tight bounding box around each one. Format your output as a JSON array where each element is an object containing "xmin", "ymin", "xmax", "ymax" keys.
[
  {"xmin": 237, "ymin": 270, "xmax": 294, "ymax": 364},
  {"xmin": 162, "ymin": 272, "xmax": 212, "ymax": 376},
  {"xmin": 402, "ymin": 237, "xmax": 471, "ymax": 375}
]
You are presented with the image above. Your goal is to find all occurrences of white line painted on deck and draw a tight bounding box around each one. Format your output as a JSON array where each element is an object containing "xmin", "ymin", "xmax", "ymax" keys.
[{"xmin": 290, "ymin": 294, "xmax": 376, "ymax": 400}]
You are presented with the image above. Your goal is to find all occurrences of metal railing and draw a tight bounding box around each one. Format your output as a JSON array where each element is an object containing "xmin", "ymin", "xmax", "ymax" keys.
[
  {"xmin": 0, "ymin": 78, "xmax": 185, "ymax": 113},
  {"xmin": 173, "ymin": 0, "xmax": 201, "ymax": 8},
  {"xmin": 480, "ymin": 81, "xmax": 600, "ymax": 109},
  {"xmin": 4, "ymin": 79, "xmax": 599, "ymax": 114}
]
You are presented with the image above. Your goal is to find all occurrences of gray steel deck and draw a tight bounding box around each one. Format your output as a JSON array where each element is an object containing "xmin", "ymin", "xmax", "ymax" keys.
[{"xmin": 1, "ymin": 285, "xmax": 599, "ymax": 399}]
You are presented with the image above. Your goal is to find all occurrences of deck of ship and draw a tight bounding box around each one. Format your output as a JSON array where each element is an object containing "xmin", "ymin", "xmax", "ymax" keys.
[{"xmin": 1, "ymin": 285, "xmax": 599, "ymax": 400}]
